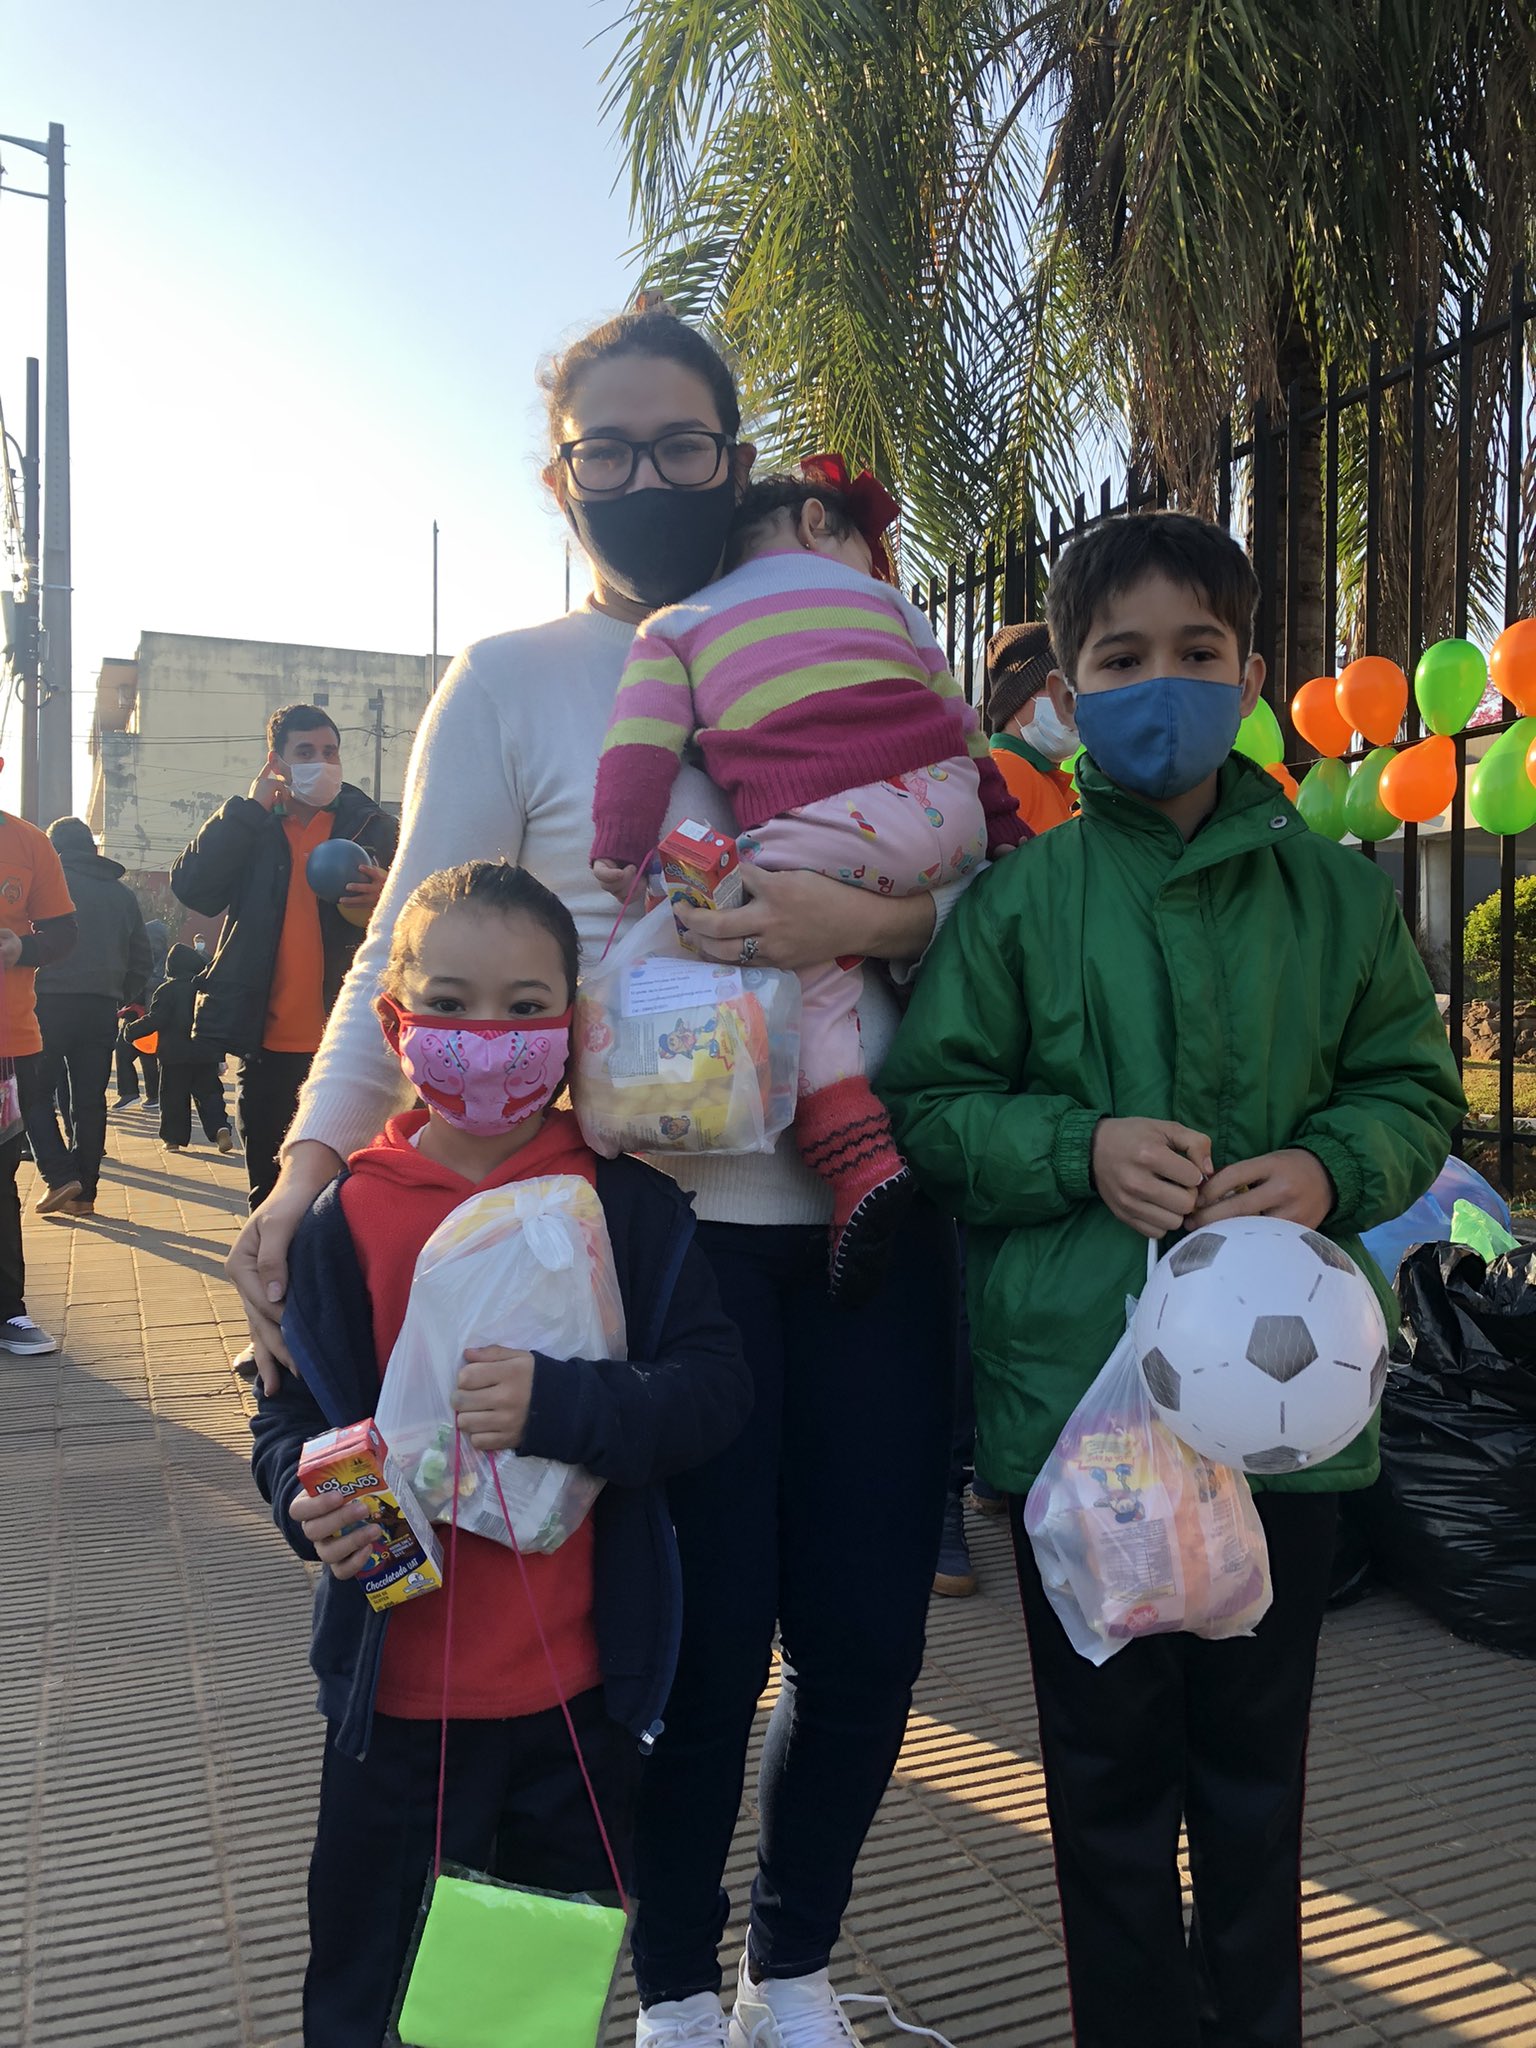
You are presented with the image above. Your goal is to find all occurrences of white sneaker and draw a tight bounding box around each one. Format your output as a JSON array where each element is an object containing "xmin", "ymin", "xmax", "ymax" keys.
[
  {"xmin": 728, "ymin": 1957, "xmax": 861, "ymax": 2048},
  {"xmin": 637, "ymin": 1992, "xmax": 730, "ymax": 2046},
  {"xmin": 0, "ymin": 1315, "xmax": 57, "ymax": 1354}
]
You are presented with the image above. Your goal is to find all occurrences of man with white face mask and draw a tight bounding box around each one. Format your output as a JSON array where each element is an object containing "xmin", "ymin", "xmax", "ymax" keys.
[
  {"xmin": 171, "ymin": 703, "xmax": 398, "ymax": 1214},
  {"xmin": 984, "ymin": 621, "xmax": 1080, "ymax": 835}
]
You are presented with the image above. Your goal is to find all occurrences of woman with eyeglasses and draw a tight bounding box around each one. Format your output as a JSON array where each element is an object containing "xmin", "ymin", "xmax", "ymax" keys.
[{"xmin": 226, "ymin": 300, "xmax": 959, "ymax": 2048}]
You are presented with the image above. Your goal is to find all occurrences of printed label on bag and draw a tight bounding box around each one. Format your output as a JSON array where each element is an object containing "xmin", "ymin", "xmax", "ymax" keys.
[
  {"xmin": 622, "ymin": 959, "xmax": 743, "ymax": 1018},
  {"xmin": 607, "ymin": 1008, "xmax": 735, "ymax": 1085},
  {"xmin": 1068, "ymin": 1426, "xmax": 1186, "ymax": 1622}
]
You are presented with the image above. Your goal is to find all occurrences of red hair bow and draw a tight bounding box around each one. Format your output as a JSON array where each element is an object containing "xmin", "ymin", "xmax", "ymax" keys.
[{"xmin": 800, "ymin": 452, "xmax": 899, "ymax": 583}]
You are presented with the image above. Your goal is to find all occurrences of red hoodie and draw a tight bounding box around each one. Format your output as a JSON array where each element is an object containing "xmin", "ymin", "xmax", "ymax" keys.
[{"xmin": 340, "ymin": 1108, "xmax": 604, "ymax": 1720}]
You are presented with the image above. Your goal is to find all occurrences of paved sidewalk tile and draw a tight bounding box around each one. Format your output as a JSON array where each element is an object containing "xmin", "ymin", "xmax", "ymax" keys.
[{"xmin": 3, "ymin": 1110, "xmax": 1534, "ymax": 2046}]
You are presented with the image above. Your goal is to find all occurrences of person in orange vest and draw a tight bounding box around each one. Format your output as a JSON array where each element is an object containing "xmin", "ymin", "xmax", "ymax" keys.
[{"xmin": 984, "ymin": 622, "xmax": 1079, "ymax": 835}]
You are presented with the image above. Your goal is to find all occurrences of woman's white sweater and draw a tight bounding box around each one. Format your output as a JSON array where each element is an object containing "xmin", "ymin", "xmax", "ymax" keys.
[{"xmin": 288, "ymin": 603, "xmax": 956, "ymax": 1227}]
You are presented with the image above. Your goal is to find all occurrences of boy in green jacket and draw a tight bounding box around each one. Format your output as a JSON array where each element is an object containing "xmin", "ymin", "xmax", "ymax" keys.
[{"xmin": 881, "ymin": 512, "xmax": 1464, "ymax": 2048}]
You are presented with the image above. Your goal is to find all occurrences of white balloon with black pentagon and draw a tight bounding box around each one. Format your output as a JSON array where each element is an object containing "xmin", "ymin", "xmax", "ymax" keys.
[{"xmin": 1132, "ymin": 1215, "xmax": 1389, "ymax": 1474}]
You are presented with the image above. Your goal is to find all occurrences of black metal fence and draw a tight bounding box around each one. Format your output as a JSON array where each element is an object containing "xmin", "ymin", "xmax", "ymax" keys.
[{"xmin": 919, "ymin": 267, "xmax": 1536, "ymax": 1198}]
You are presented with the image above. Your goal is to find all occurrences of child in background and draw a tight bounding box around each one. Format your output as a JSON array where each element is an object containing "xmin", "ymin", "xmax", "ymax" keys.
[
  {"xmin": 249, "ymin": 860, "xmax": 749, "ymax": 2048},
  {"xmin": 881, "ymin": 512, "xmax": 1463, "ymax": 2046},
  {"xmin": 983, "ymin": 621, "xmax": 1080, "ymax": 834},
  {"xmin": 590, "ymin": 457, "xmax": 1027, "ymax": 1302},
  {"xmin": 141, "ymin": 944, "xmax": 233, "ymax": 1154}
]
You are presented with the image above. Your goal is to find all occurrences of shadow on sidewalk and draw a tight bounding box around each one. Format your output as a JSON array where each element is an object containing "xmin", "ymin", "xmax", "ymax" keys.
[
  {"xmin": 103, "ymin": 1154, "xmax": 247, "ymax": 1200},
  {"xmin": 59, "ymin": 1210, "xmax": 235, "ymax": 1281},
  {"xmin": 4, "ymin": 1351, "xmax": 317, "ymax": 2048}
]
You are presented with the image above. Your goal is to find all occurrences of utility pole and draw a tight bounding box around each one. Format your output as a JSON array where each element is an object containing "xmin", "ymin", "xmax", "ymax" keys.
[
  {"xmin": 369, "ymin": 692, "xmax": 384, "ymax": 802},
  {"xmin": 0, "ymin": 123, "xmax": 71, "ymax": 825},
  {"xmin": 40, "ymin": 123, "xmax": 70, "ymax": 826},
  {"xmin": 19, "ymin": 359, "xmax": 39, "ymax": 823}
]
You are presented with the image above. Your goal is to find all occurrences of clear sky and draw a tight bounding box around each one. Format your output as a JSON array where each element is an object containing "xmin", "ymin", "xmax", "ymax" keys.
[{"xmin": 1, "ymin": 0, "xmax": 638, "ymax": 818}]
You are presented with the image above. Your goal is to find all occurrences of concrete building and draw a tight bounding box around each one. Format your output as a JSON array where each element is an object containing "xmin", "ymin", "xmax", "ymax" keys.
[{"xmin": 86, "ymin": 632, "xmax": 439, "ymax": 908}]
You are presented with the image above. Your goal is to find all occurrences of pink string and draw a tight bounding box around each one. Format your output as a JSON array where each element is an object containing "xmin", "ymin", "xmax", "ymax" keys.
[
  {"xmin": 597, "ymin": 846, "xmax": 662, "ymax": 963},
  {"xmin": 490, "ymin": 1459, "xmax": 630, "ymax": 1909},
  {"xmin": 432, "ymin": 1427, "xmax": 465, "ymax": 1880},
  {"xmin": 430, "ymin": 1427, "xmax": 629, "ymax": 1910}
]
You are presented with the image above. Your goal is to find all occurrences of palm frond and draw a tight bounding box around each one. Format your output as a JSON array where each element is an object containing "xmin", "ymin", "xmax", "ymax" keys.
[{"xmin": 604, "ymin": 0, "xmax": 1536, "ymax": 576}]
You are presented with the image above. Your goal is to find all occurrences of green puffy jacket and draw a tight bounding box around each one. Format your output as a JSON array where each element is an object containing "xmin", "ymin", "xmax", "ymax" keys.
[{"xmin": 881, "ymin": 755, "xmax": 1465, "ymax": 1496}]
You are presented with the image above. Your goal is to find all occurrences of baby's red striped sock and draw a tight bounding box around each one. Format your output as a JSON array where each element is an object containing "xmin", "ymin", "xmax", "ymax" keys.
[{"xmin": 795, "ymin": 1075, "xmax": 915, "ymax": 1306}]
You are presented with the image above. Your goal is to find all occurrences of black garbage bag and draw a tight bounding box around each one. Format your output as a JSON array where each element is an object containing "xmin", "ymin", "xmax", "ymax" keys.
[{"xmin": 1351, "ymin": 1241, "xmax": 1536, "ymax": 1658}]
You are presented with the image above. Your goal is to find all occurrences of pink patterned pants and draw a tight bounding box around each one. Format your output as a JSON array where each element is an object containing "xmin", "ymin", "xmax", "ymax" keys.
[{"xmin": 739, "ymin": 758, "xmax": 986, "ymax": 1091}]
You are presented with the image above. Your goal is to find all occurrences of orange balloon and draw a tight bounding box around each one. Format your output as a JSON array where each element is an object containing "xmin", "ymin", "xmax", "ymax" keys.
[
  {"xmin": 1378, "ymin": 734, "xmax": 1458, "ymax": 823},
  {"xmin": 1491, "ymin": 617, "xmax": 1536, "ymax": 716},
  {"xmin": 1264, "ymin": 761, "xmax": 1299, "ymax": 800},
  {"xmin": 1289, "ymin": 676, "xmax": 1353, "ymax": 758},
  {"xmin": 1336, "ymin": 656, "xmax": 1409, "ymax": 746}
]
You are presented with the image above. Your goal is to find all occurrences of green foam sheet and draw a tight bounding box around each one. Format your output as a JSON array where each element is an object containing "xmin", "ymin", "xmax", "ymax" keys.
[{"xmin": 397, "ymin": 1876, "xmax": 626, "ymax": 2048}]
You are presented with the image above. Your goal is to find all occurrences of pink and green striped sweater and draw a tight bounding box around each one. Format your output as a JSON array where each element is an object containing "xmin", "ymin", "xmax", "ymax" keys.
[{"xmin": 590, "ymin": 550, "xmax": 1026, "ymax": 868}]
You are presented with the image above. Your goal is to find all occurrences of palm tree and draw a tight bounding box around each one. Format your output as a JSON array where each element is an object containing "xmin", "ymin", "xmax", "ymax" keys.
[{"xmin": 607, "ymin": 0, "xmax": 1536, "ymax": 668}]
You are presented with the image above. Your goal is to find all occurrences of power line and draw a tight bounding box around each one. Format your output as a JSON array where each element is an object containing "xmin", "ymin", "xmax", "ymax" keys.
[
  {"xmin": 92, "ymin": 724, "xmax": 409, "ymax": 745},
  {"xmin": 86, "ymin": 685, "xmax": 430, "ymax": 699}
]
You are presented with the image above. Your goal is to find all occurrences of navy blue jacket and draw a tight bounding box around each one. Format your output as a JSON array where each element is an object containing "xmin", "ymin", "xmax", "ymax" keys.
[{"xmin": 249, "ymin": 1152, "xmax": 750, "ymax": 1761}]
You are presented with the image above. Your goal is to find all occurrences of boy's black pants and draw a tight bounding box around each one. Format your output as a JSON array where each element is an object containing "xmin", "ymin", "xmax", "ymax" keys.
[
  {"xmin": 1010, "ymin": 1489, "xmax": 1338, "ymax": 2048},
  {"xmin": 115, "ymin": 1040, "xmax": 159, "ymax": 1101},
  {"xmin": 304, "ymin": 1692, "xmax": 637, "ymax": 2048},
  {"xmin": 157, "ymin": 1060, "xmax": 228, "ymax": 1147}
]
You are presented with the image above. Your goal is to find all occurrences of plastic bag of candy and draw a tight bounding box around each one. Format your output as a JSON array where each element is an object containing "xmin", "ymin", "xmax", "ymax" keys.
[
  {"xmin": 571, "ymin": 900, "xmax": 801, "ymax": 1158},
  {"xmin": 375, "ymin": 1176, "xmax": 625, "ymax": 1553},
  {"xmin": 1024, "ymin": 1311, "xmax": 1272, "ymax": 1666}
]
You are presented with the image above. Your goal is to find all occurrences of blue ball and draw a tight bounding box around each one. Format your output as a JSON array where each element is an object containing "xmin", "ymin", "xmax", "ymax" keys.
[{"xmin": 305, "ymin": 838, "xmax": 370, "ymax": 903}]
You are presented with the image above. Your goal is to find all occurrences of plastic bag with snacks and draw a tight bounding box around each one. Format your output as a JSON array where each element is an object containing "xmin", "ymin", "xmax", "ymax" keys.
[
  {"xmin": 375, "ymin": 1176, "xmax": 626, "ymax": 1553},
  {"xmin": 571, "ymin": 900, "xmax": 801, "ymax": 1159},
  {"xmin": 1024, "ymin": 1253, "xmax": 1272, "ymax": 1664}
]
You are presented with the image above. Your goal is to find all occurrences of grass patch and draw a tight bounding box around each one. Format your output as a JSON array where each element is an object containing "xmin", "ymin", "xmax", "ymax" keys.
[{"xmin": 1461, "ymin": 1061, "xmax": 1536, "ymax": 1119}]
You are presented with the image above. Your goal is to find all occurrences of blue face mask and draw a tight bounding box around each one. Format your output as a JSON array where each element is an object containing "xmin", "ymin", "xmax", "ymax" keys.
[{"xmin": 1071, "ymin": 675, "xmax": 1245, "ymax": 801}]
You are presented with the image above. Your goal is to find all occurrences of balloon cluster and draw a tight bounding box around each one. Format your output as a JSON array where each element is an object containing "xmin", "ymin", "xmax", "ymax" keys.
[{"xmin": 1287, "ymin": 619, "xmax": 1536, "ymax": 841}]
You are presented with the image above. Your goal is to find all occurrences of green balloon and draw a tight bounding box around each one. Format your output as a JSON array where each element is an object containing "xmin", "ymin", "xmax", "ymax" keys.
[
  {"xmin": 1234, "ymin": 696, "xmax": 1285, "ymax": 767},
  {"xmin": 1467, "ymin": 716, "xmax": 1536, "ymax": 836},
  {"xmin": 1341, "ymin": 746, "xmax": 1400, "ymax": 841},
  {"xmin": 1296, "ymin": 758, "xmax": 1350, "ymax": 840},
  {"xmin": 1415, "ymin": 637, "xmax": 1488, "ymax": 737}
]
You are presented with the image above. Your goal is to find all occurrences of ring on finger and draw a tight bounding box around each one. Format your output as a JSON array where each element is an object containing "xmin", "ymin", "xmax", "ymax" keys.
[{"xmin": 738, "ymin": 935, "xmax": 760, "ymax": 966}]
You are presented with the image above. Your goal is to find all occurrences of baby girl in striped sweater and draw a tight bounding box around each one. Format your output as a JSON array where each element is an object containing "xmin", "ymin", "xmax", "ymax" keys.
[{"xmin": 591, "ymin": 460, "xmax": 1027, "ymax": 1302}]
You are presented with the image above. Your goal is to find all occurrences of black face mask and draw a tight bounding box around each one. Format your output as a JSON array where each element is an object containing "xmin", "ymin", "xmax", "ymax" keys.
[{"xmin": 564, "ymin": 480, "xmax": 738, "ymax": 607}]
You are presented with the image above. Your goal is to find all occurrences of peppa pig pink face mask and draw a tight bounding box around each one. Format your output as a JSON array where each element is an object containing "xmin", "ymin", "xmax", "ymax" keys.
[{"xmin": 378, "ymin": 998, "xmax": 572, "ymax": 1136}]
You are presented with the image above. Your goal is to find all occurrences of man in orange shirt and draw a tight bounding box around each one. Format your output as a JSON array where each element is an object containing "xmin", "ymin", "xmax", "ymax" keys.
[
  {"xmin": 171, "ymin": 705, "xmax": 398, "ymax": 1212},
  {"xmin": 0, "ymin": 810, "xmax": 79, "ymax": 1353},
  {"xmin": 984, "ymin": 622, "xmax": 1079, "ymax": 835}
]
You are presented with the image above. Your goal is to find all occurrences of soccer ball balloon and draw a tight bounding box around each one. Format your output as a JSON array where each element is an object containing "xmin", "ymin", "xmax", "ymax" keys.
[{"xmin": 1132, "ymin": 1216, "xmax": 1390, "ymax": 1475}]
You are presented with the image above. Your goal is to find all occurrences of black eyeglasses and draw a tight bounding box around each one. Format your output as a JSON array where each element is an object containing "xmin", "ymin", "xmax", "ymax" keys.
[{"xmin": 558, "ymin": 430, "xmax": 734, "ymax": 496}]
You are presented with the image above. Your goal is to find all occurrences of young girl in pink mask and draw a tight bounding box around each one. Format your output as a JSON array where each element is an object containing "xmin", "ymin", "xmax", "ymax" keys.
[{"xmin": 250, "ymin": 859, "xmax": 749, "ymax": 2048}]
